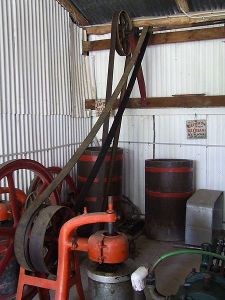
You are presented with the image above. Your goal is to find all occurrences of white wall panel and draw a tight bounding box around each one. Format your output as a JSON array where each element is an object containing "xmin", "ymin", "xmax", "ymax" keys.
[
  {"xmin": 155, "ymin": 114, "xmax": 207, "ymax": 145},
  {"xmin": 70, "ymin": 23, "xmax": 95, "ymax": 117},
  {"xmin": 0, "ymin": 114, "xmax": 91, "ymax": 193},
  {"xmin": 90, "ymin": 34, "xmax": 225, "ymax": 98},
  {"xmin": 207, "ymin": 115, "xmax": 225, "ymax": 145},
  {"xmin": 119, "ymin": 142, "xmax": 153, "ymax": 213},
  {"xmin": 90, "ymin": 31, "xmax": 225, "ymax": 222},
  {"xmin": 0, "ymin": 0, "xmax": 71, "ymax": 115},
  {"xmin": 119, "ymin": 115, "xmax": 154, "ymax": 212},
  {"xmin": 0, "ymin": 0, "xmax": 92, "ymax": 194}
]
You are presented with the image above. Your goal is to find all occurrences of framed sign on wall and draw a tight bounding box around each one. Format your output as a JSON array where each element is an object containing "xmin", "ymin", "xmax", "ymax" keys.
[{"xmin": 186, "ymin": 119, "xmax": 207, "ymax": 139}]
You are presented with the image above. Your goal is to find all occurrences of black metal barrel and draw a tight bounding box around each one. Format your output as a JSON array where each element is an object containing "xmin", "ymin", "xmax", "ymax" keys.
[
  {"xmin": 77, "ymin": 147, "xmax": 123, "ymax": 213},
  {"xmin": 145, "ymin": 159, "xmax": 194, "ymax": 241}
]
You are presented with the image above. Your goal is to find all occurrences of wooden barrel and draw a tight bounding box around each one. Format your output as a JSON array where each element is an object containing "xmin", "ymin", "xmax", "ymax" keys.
[
  {"xmin": 77, "ymin": 147, "xmax": 123, "ymax": 213},
  {"xmin": 145, "ymin": 159, "xmax": 194, "ymax": 241}
]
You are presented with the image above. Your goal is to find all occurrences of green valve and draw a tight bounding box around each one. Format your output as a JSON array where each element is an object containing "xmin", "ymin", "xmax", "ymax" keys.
[{"xmin": 200, "ymin": 243, "xmax": 212, "ymax": 272}]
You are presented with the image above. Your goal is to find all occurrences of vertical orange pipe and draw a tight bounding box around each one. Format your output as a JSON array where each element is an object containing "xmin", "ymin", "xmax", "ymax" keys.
[{"xmin": 55, "ymin": 211, "xmax": 117, "ymax": 300}]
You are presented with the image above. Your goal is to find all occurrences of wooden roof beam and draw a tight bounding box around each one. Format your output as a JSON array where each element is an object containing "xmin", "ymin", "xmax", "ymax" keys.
[
  {"xmin": 85, "ymin": 96, "xmax": 225, "ymax": 110},
  {"xmin": 56, "ymin": 0, "xmax": 89, "ymax": 26},
  {"xmin": 84, "ymin": 12, "xmax": 225, "ymax": 35},
  {"xmin": 83, "ymin": 26, "xmax": 225, "ymax": 52}
]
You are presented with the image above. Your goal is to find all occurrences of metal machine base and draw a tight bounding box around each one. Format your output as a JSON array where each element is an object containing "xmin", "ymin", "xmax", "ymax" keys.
[{"xmin": 185, "ymin": 189, "xmax": 224, "ymax": 245}]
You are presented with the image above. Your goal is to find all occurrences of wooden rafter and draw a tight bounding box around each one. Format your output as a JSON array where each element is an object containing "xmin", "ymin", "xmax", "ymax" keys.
[
  {"xmin": 85, "ymin": 96, "xmax": 225, "ymax": 110},
  {"xmin": 84, "ymin": 13, "xmax": 225, "ymax": 35},
  {"xmin": 56, "ymin": 0, "xmax": 89, "ymax": 26},
  {"xmin": 83, "ymin": 26, "xmax": 225, "ymax": 52},
  {"xmin": 175, "ymin": 0, "xmax": 189, "ymax": 13}
]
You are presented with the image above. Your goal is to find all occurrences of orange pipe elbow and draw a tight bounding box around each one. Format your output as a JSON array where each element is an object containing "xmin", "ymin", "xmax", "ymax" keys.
[{"xmin": 59, "ymin": 211, "xmax": 117, "ymax": 247}]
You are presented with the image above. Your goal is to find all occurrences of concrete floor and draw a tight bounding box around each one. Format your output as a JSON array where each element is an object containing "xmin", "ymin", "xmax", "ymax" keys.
[{"xmin": 68, "ymin": 234, "xmax": 201, "ymax": 299}]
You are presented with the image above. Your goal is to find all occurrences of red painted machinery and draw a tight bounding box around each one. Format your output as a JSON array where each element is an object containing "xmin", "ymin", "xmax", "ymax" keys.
[
  {"xmin": 0, "ymin": 159, "xmax": 128, "ymax": 300},
  {"xmin": 0, "ymin": 159, "xmax": 77, "ymax": 299}
]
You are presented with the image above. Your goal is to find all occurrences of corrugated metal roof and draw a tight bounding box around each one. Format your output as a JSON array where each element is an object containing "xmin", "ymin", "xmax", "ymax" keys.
[
  {"xmin": 70, "ymin": 0, "xmax": 225, "ymax": 25},
  {"xmin": 70, "ymin": 0, "xmax": 179, "ymax": 25},
  {"xmin": 189, "ymin": 0, "xmax": 225, "ymax": 12}
]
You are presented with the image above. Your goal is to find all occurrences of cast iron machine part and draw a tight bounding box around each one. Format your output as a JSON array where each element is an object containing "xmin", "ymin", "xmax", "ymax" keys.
[
  {"xmin": 0, "ymin": 159, "xmax": 60, "ymax": 300},
  {"xmin": 0, "ymin": 159, "xmax": 78, "ymax": 299},
  {"xmin": 15, "ymin": 200, "xmax": 129, "ymax": 300},
  {"xmin": 131, "ymin": 242, "xmax": 225, "ymax": 300}
]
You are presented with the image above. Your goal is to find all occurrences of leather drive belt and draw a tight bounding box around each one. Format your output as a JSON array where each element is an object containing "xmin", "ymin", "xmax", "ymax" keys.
[
  {"xmin": 29, "ymin": 205, "xmax": 73, "ymax": 274},
  {"xmin": 93, "ymin": 11, "xmax": 132, "ymax": 225},
  {"xmin": 14, "ymin": 25, "xmax": 151, "ymax": 272}
]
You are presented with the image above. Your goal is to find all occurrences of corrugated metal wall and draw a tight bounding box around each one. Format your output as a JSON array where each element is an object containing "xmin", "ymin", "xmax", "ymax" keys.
[
  {"xmin": 90, "ymin": 31, "xmax": 225, "ymax": 98},
  {"xmin": 90, "ymin": 34, "xmax": 225, "ymax": 222},
  {"xmin": 0, "ymin": 0, "xmax": 92, "ymax": 192}
]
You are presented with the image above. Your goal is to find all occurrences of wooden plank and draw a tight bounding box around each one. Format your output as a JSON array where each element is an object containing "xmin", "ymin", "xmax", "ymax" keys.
[
  {"xmin": 56, "ymin": 0, "xmax": 89, "ymax": 26},
  {"xmin": 83, "ymin": 39, "xmax": 111, "ymax": 52},
  {"xmin": 152, "ymin": 26, "xmax": 225, "ymax": 44},
  {"xmin": 175, "ymin": 0, "xmax": 189, "ymax": 13},
  {"xmin": 83, "ymin": 27, "xmax": 225, "ymax": 52},
  {"xmin": 85, "ymin": 96, "xmax": 225, "ymax": 110},
  {"xmin": 84, "ymin": 13, "xmax": 225, "ymax": 35}
]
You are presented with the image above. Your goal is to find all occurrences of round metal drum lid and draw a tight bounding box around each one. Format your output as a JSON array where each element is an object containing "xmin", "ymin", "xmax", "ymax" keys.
[
  {"xmin": 88, "ymin": 270, "xmax": 130, "ymax": 284},
  {"xmin": 87, "ymin": 263, "xmax": 131, "ymax": 284}
]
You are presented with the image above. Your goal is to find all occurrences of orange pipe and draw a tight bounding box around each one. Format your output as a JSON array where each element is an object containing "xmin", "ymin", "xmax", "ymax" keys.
[
  {"xmin": 71, "ymin": 237, "xmax": 89, "ymax": 252},
  {"xmin": 55, "ymin": 211, "xmax": 117, "ymax": 300}
]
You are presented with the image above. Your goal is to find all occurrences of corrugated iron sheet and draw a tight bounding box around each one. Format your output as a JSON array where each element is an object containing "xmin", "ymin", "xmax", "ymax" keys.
[
  {"xmin": 0, "ymin": 0, "xmax": 71, "ymax": 115},
  {"xmin": 0, "ymin": 0, "xmax": 92, "ymax": 193},
  {"xmin": 91, "ymin": 36, "xmax": 225, "ymax": 220},
  {"xmin": 70, "ymin": 0, "xmax": 225, "ymax": 25},
  {"xmin": 70, "ymin": 22, "xmax": 96, "ymax": 117},
  {"xmin": 189, "ymin": 0, "xmax": 225, "ymax": 11},
  {"xmin": 71, "ymin": 0, "xmax": 178, "ymax": 25},
  {"xmin": 90, "ymin": 36, "xmax": 225, "ymax": 98}
]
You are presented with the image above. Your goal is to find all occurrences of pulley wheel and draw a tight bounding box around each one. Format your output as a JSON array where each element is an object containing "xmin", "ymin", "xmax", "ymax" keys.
[
  {"xmin": 115, "ymin": 10, "xmax": 132, "ymax": 56},
  {"xmin": 4, "ymin": 159, "xmax": 61, "ymax": 271}
]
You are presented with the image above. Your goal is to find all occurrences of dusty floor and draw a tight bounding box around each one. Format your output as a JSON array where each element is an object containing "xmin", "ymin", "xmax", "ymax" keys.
[{"xmin": 68, "ymin": 234, "xmax": 201, "ymax": 299}]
